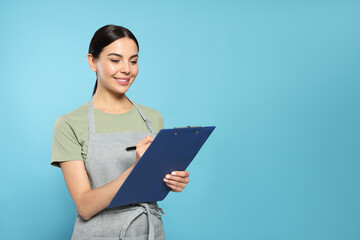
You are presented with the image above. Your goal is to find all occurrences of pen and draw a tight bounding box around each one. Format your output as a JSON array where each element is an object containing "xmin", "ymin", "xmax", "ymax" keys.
[{"xmin": 126, "ymin": 146, "xmax": 136, "ymax": 151}]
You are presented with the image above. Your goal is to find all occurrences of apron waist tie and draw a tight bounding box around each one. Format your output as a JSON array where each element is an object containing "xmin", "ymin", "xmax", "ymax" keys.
[{"xmin": 119, "ymin": 202, "xmax": 165, "ymax": 240}]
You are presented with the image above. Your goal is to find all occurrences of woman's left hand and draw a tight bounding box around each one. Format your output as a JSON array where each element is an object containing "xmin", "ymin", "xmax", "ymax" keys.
[{"xmin": 163, "ymin": 171, "xmax": 190, "ymax": 192}]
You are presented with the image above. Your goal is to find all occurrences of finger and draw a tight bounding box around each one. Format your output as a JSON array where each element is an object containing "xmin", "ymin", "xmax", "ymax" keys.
[
  {"xmin": 164, "ymin": 174, "xmax": 189, "ymax": 184},
  {"xmin": 142, "ymin": 135, "xmax": 154, "ymax": 144},
  {"xmin": 137, "ymin": 136, "xmax": 154, "ymax": 147},
  {"xmin": 170, "ymin": 171, "xmax": 190, "ymax": 178},
  {"xmin": 163, "ymin": 178, "xmax": 187, "ymax": 189},
  {"xmin": 165, "ymin": 182, "xmax": 183, "ymax": 192}
]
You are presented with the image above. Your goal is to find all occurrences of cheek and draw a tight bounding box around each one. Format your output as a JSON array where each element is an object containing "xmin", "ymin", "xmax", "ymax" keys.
[
  {"xmin": 99, "ymin": 63, "xmax": 117, "ymax": 77},
  {"xmin": 132, "ymin": 66, "xmax": 139, "ymax": 77}
]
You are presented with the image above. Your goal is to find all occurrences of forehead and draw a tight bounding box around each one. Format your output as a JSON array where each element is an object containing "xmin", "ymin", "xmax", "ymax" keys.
[{"xmin": 101, "ymin": 38, "xmax": 138, "ymax": 56}]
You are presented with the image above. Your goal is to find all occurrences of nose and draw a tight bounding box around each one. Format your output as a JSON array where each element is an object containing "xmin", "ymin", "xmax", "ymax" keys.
[{"xmin": 120, "ymin": 61, "xmax": 130, "ymax": 74}]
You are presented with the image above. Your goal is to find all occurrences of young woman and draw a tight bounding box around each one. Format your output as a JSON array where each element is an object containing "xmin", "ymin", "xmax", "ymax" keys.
[{"xmin": 51, "ymin": 25, "xmax": 190, "ymax": 240}]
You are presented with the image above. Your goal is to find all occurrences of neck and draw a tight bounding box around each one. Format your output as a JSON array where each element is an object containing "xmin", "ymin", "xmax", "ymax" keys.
[{"xmin": 92, "ymin": 88, "xmax": 132, "ymax": 114}]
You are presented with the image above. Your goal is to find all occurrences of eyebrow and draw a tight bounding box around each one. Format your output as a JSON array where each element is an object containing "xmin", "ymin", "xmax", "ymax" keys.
[{"xmin": 107, "ymin": 53, "xmax": 138, "ymax": 58}]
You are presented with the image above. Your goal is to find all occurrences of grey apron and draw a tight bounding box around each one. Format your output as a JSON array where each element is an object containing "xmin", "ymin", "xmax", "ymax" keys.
[{"xmin": 71, "ymin": 96, "xmax": 166, "ymax": 240}]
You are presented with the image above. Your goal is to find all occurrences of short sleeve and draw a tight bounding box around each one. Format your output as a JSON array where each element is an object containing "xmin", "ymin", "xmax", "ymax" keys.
[{"xmin": 51, "ymin": 116, "xmax": 83, "ymax": 168}]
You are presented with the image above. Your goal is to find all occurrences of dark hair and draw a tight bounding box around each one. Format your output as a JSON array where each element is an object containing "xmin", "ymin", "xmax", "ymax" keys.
[{"xmin": 88, "ymin": 25, "xmax": 139, "ymax": 96}]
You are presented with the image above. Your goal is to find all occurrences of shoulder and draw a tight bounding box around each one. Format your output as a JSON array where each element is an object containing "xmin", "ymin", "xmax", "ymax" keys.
[
  {"xmin": 132, "ymin": 101, "xmax": 163, "ymax": 119},
  {"xmin": 132, "ymin": 101, "xmax": 165, "ymax": 131},
  {"xmin": 54, "ymin": 102, "xmax": 88, "ymax": 131}
]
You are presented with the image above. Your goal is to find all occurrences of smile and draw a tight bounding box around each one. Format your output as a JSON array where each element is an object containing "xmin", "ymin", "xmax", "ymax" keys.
[{"xmin": 114, "ymin": 77, "xmax": 130, "ymax": 86}]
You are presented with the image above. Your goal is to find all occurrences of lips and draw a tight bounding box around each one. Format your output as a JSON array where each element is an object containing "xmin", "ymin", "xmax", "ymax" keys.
[{"xmin": 114, "ymin": 77, "xmax": 130, "ymax": 86}]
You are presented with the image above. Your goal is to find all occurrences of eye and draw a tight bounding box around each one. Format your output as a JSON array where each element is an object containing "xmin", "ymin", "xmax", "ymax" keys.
[
  {"xmin": 110, "ymin": 59, "xmax": 119, "ymax": 63},
  {"xmin": 131, "ymin": 61, "xmax": 138, "ymax": 64}
]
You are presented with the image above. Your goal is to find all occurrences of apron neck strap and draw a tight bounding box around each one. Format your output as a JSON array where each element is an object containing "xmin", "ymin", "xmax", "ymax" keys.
[
  {"xmin": 88, "ymin": 96, "xmax": 96, "ymax": 135},
  {"xmin": 125, "ymin": 96, "xmax": 156, "ymax": 136}
]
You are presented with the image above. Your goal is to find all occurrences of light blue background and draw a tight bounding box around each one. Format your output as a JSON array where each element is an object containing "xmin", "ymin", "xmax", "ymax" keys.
[{"xmin": 0, "ymin": 0, "xmax": 359, "ymax": 239}]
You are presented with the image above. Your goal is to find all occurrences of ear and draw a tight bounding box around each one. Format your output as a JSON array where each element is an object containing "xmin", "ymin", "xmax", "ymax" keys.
[{"xmin": 87, "ymin": 53, "xmax": 97, "ymax": 72}]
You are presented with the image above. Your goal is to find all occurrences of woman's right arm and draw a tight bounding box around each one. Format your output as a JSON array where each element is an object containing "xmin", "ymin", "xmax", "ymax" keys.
[{"xmin": 60, "ymin": 135, "xmax": 154, "ymax": 221}]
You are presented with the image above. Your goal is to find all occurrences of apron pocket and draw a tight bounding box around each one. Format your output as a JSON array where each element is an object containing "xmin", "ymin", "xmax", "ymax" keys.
[
  {"xmin": 93, "ymin": 210, "xmax": 137, "ymax": 238},
  {"xmin": 123, "ymin": 213, "xmax": 150, "ymax": 238}
]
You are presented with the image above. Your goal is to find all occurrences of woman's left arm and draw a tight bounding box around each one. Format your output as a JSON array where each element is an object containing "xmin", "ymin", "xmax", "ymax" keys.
[{"xmin": 163, "ymin": 171, "xmax": 190, "ymax": 192}]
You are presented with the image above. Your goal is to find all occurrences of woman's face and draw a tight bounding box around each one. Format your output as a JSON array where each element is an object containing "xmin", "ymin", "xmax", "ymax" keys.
[{"xmin": 89, "ymin": 37, "xmax": 139, "ymax": 95}]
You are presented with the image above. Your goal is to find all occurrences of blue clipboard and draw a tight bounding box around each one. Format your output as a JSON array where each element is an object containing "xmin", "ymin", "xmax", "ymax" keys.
[{"xmin": 108, "ymin": 126, "xmax": 216, "ymax": 208}]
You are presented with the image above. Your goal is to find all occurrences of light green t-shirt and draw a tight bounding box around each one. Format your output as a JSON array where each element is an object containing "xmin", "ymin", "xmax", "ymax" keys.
[{"xmin": 51, "ymin": 101, "xmax": 164, "ymax": 168}]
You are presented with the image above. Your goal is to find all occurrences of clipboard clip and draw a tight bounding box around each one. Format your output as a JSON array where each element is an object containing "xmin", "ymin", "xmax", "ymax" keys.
[{"xmin": 173, "ymin": 126, "xmax": 202, "ymax": 135}]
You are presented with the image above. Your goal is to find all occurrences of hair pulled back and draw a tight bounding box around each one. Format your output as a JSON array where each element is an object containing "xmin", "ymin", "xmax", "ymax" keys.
[{"xmin": 88, "ymin": 25, "xmax": 139, "ymax": 96}]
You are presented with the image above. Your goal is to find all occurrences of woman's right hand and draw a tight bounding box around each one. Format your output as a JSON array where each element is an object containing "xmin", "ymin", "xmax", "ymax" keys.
[{"xmin": 133, "ymin": 135, "xmax": 154, "ymax": 167}]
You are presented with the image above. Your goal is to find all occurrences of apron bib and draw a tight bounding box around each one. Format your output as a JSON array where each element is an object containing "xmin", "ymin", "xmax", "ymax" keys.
[{"xmin": 71, "ymin": 96, "xmax": 166, "ymax": 240}]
